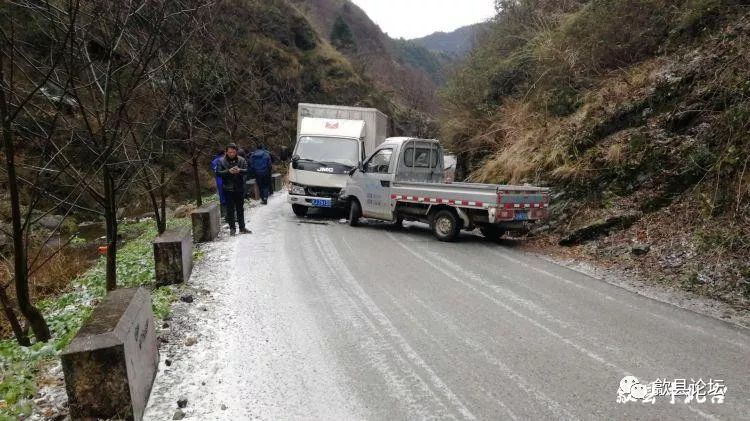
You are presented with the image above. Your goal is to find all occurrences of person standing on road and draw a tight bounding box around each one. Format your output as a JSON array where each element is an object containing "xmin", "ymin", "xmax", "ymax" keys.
[
  {"xmin": 216, "ymin": 144, "xmax": 252, "ymax": 236},
  {"xmin": 210, "ymin": 150, "xmax": 227, "ymax": 217},
  {"xmin": 250, "ymin": 144, "xmax": 273, "ymax": 205}
]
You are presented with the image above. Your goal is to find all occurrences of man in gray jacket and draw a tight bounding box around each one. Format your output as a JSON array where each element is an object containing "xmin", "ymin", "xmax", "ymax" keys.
[{"xmin": 215, "ymin": 144, "xmax": 252, "ymax": 236}]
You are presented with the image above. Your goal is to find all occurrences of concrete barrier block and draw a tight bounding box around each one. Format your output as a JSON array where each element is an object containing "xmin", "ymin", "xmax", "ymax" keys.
[
  {"xmin": 61, "ymin": 287, "xmax": 158, "ymax": 421},
  {"xmin": 153, "ymin": 226, "xmax": 192, "ymax": 286},
  {"xmin": 272, "ymin": 173, "xmax": 282, "ymax": 194},
  {"xmin": 245, "ymin": 179, "xmax": 260, "ymax": 200},
  {"xmin": 191, "ymin": 203, "xmax": 220, "ymax": 243}
]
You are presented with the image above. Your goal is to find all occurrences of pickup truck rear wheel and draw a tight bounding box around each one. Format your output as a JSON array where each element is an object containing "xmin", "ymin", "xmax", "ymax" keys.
[
  {"xmin": 480, "ymin": 225, "xmax": 506, "ymax": 242},
  {"xmin": 348, "ymin": 200, "xmax": 362, "ymax": 227},
  {"xmin": 431, "ymin": 210, "xmax": 460, "ymax": 242},
  {"xmin": 292, "ymin": 204, "xmax": 308, "ymax": 217}
]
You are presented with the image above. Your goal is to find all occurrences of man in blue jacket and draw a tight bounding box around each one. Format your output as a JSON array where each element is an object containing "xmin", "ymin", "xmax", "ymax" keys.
[
  {"xmin": 251, "ymin": 145, "xmax": 273, "ymax": 205},
  {"xmin": 210, "ymin": 150, "xmax": 226, "ymax": 217}
]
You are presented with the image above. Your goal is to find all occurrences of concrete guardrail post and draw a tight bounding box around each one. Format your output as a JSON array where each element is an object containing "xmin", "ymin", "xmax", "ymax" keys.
[
  {"xmin": 191, "ymin": 203, "xmax": 220, "ymax": 243},
  {"xmin": 61, "ymin": 287, "xmax": 158, "ymax": 421},
  {"xmin": 153, "ymin": 226, "xmax": 193, "ymax": 286}
]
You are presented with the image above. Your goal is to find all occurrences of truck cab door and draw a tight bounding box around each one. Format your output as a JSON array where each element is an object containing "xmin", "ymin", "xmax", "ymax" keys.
[{"xmin": 356, "ymin": 148, "xmax": 394, "ymax": 219}]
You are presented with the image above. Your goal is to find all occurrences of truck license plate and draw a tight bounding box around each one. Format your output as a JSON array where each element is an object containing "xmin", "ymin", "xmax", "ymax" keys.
[
  {"xmin": 311, "ymin": 199, "xmax": 332, "ymax": 208},
  {"xmin": 514, "ymin": 211, "xmax": 528, "ymax": 221}
]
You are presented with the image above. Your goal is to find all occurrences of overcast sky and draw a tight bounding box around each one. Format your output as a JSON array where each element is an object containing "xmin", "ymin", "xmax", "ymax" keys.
[{"xmin": 349, "ymin": 0, "xmax": 496, "ymax": 39}]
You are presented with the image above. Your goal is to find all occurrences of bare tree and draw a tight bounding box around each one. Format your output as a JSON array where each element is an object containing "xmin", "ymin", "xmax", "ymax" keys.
[
  {"xmin": 0, "ymin": 0, "xmax": 207, "ymax": 345},
  {"xmin": 168, "ymin": 57, "xmax": 217, "ymax": 208},
  {"xmin": 0, "ymin": 0, "xmax": 86, "ymax": 343},
  {"xmin": 53, "ymin": 0, "xmax": 208, "ymax": 290},
  {"xmin": 125, "ymin": 6, "xmax": 215, "ymax": 233},
  {"xmin": 0, "ymin": 282, "xmax": 28, "ymax": 345}
]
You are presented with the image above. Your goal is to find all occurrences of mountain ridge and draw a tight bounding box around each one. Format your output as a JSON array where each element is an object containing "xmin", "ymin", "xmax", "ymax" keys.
[{"xmin": 411, "ymin": 22, "xmax": 491, "ymax": 57}]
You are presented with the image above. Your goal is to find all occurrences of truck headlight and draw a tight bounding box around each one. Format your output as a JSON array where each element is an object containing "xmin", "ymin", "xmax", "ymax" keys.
[{"xmin": 290, "ymin": 184, "xmax": 306, "ymax": 195}]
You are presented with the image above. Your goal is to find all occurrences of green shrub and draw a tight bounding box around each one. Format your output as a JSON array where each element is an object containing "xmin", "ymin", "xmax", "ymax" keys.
[
  {"xmin": 672, "ymin": 0, "xmax": 726, "ymax": 40},
  {"xmin": 331, "ymin": 15, "xmax": 356, "ymax": 50},
  {"xmin": 537, "ymin": 85, "xmax": 582, "ymax": 116}
]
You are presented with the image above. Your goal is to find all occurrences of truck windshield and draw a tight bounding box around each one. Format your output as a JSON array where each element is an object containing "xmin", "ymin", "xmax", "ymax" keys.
[{"xmin": 296, "ymin": 136, "xmax": 359, "ymax": 167}]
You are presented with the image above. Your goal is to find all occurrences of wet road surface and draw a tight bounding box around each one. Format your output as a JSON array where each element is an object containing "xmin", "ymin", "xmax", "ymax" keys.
[{"xmin": 144, "ymin": 194, "xmax": 750, "ymax": 420}]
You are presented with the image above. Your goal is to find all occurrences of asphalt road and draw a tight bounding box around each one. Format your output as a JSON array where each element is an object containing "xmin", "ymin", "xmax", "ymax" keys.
[{"xmin": 144, "ymin": 194, "xmax": 750, "ymax": 420}]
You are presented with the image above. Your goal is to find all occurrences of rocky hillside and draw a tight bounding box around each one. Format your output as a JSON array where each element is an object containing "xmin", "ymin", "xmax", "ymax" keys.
[
  {"xmin": 412, "ymin": 23, "xmax": 490, "ymax": 57},
  {"xmin": 441, "ymin": 0, "xmax": 750, "ymax": 307}
]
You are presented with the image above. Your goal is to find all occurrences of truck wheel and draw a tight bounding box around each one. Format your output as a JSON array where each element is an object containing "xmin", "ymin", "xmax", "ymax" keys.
[
  {"xmin": 348, "ymin": 200, "xmax": 362, "ymax": 227},
  {"xmin": 431, "ymin": 210, "xmax": 460, "ymax": 242},
  {"xmin": 292, "ymin": 204, "xmax": 308, "ymax": 217},
  {"xmin": 480, "ymin": 225, "xmax": 506, "ymax": 242}
]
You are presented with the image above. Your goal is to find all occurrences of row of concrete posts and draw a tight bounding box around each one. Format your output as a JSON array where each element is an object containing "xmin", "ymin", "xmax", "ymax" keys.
[{"xmin": 59, "ymin": 201, "xmax": 224, "ymax": 420}]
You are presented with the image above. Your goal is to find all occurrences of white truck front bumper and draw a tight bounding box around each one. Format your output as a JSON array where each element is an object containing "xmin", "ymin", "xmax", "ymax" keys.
[{"xmin": 288, "ymin": 194, "xmax": 340, "ymax": 208}]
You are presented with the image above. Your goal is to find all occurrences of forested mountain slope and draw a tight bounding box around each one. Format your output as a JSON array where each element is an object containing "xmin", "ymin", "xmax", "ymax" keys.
[
  {"xmin": 292, "ymin": 0, "xmax": 446, "ymax": 117},
  {"xmin": 183, "ymin": 0, "xmax": 382, "ymax": 149}
]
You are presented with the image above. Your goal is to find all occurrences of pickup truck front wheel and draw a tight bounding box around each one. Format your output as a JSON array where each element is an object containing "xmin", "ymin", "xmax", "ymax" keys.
[
  {"xmin": 431, "ymin": 210, "xmax": 460, "ymax": 242},
  {"xmin": 292, "ymin": 204, "xmax": 308, "ymax": 217},
  {"xmin": 348, "ymin": 200, "xmax": 362, "ymax": 227}
]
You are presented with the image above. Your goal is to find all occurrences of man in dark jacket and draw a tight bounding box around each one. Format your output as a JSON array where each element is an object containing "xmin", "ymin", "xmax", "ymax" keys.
[
  {"xmin": 216, "ymin": 144, "xmax": 251, "ymax": 236},
  {"xmin": 250, "ymin": 145, "xmax": 273, "ymax": 205}
]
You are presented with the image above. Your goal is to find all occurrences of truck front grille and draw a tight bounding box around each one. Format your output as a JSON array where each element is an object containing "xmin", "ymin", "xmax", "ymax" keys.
[{"xmin": 307, "ymin": 186, "xmax": 341, "ymax": 200}]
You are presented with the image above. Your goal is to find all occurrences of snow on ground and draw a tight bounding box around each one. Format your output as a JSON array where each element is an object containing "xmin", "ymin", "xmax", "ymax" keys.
[{"xmin": 143, "ymin": 196, "xmax": 365, "ymax": 420}]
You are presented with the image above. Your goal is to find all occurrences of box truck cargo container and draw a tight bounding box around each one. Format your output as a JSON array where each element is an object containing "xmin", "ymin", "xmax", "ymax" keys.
[{"xmin": 296, "ymin": 103, "xmax": 388, "ymax": 159}]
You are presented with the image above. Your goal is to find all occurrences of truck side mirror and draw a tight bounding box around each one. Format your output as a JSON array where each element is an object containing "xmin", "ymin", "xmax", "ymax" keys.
[{"xmin": 291, "ymin": 154, "xmax": 300, "ymax": 169}]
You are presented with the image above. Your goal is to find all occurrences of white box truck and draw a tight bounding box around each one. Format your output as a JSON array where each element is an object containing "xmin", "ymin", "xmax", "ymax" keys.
[{"xmin": 288, "ymin": 103, "xmax": 388, "ymax": 217}]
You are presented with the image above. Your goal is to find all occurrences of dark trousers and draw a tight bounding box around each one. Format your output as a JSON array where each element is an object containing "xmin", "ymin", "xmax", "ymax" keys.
[
  {"xmin": 224, "ymin": 189, "xmax": 246, "ymax": 230},
  {"xmin": 256, "ymin": 173, "xmax": 271, "ymax": 200}
]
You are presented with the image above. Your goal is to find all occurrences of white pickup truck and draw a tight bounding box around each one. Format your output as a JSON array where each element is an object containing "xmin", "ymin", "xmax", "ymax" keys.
[{"xmin": 340, "ymin": 137, "xmax": 550, "ymax": 242}]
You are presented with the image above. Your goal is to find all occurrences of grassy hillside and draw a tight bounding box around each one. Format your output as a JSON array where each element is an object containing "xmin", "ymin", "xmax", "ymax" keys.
[{"xmin": 442, "ymin": 0, "xmax": 750, "ymax": 305}]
